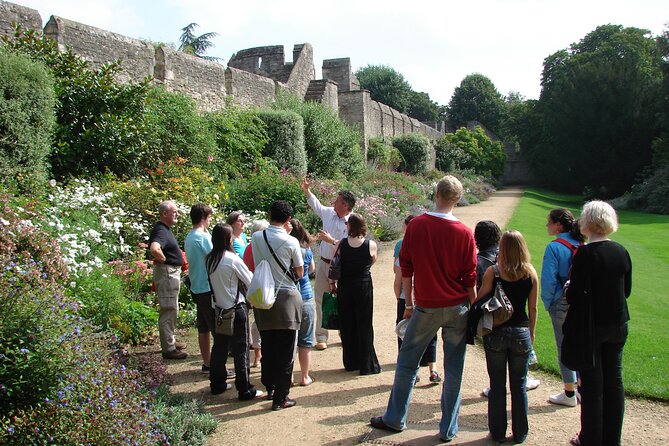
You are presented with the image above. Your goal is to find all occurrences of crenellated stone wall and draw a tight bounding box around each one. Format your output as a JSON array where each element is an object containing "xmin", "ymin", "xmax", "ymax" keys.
[
  {"xmin": 0, "ymin": 0, "xmax": 41, "ymax": 36},
  {"xmin": 0, "ymin": 1, "xmax": 534, "ymax": 184},
  {"xmin": 44, "ymin": 16, "xmax": 155, "ymax": 84}
]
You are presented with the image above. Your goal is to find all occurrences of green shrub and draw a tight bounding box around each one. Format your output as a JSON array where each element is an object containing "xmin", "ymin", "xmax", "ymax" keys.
[
  {"xmin": 393, "ymin": 133, "xmax": 431, "ymax": 175},
  {"xmin": 226, "ymin": 170, "xmax": 308, "ymax": 218},
  {"xmin": 153, "ymin": 386, "xmax": 218, "ymax": 446},
  {"xmin": 367, "ymin": 137, "xmax": 401, "ymax": 171},
  {"xmin": 620, "ymin": 164, "xmax": 669, "ymax": 214},
  {"xmin": 143, "ymin": 86, "xmax": 217, "ymax": 169},
  {"xmin": 0, "ymin": 49, "xmax": 55, "ymax": 194},
  {"xmin": 442, "ymin": 126, "xmax": 507, "ymax": 178},
  {"xmin": 257, "ymin": 109, "xmax": 307, "ymax": 175},
  {"xmin": 2, "ymin": 26, "xmax": 152, "ymax": 179},
  {"xmin": 434, "ymin": 136, "xmax": 470, "ymax": 172},
  {"xmin": 204, "ymin": 106, "xmax": 269, "ymax": 179},
  {"xmin": 273, "ymin": 92, "xmax": 364, "ymax": 179}
]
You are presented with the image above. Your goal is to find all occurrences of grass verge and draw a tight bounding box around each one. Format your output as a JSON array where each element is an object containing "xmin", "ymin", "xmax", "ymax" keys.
[{"xmin": 505, "ymin": 187, "xmax": 669, "ymax": 400}]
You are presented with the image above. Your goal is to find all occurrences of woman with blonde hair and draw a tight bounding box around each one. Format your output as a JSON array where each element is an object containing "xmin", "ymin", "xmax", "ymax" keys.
[
  {"xmin": 565, "ymin": 201, "xmax": 631, "ymax": 446},
  {"xmin": 477, "ymin": 230, "xmax": 538, "ymax": 443}
]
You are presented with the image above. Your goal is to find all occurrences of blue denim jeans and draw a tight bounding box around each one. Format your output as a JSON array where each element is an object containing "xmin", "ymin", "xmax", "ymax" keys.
[
  {"xmin": 548, "ymin": 296, "xmax": 577, "ymax": 384},
  {"xmin": 382, "ymin": 302, "xmax": 468, "ymax": 440},
  {"xmin": 483, "ymin": 326, "xmax": 532, "ymax": 442}
]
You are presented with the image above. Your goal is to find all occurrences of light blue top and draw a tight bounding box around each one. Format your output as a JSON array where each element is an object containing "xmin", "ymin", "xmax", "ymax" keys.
[
  {"xmin": 232, "ymin": 232, "xmax": 248, "ymax": 258},
  {"xmin": 184, "ymin": 229, "xmax": 213, "ymax": 294},
  {"xmin": 298, "ymin": 247, "xmax": 314, "ymax": 301},
  {"xmin": 541, "ymin": 232, "xmax": 581, "ymax": 309}
]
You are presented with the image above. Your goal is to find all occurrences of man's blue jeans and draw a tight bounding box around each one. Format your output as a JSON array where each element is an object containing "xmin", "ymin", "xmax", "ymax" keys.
[
  {"xmin": 382, "ymin": 302, "xmax": 468, "ymax": 441},
  {"xmin": 483, "ymin": 326, "xmax": 532, "ymax": 443},
  {"xmin": 548, "ymin": 296, "xmax": 577, "ymax": 385}
]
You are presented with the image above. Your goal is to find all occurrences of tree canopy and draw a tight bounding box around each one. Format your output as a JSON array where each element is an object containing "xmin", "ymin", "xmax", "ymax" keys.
[
  {"xmin": 446, "ymin": 73, "xmax": 506, "ymax": 134},
  {"xmin": 534, "ymin": 24, "xmax": 663, "ymax": 196},
  {"xmin": 407, "ymin": 91, "xmax": 440, "ymax": 122},
  {"xmin": 355, "ymin": 65, "xmax": 413, "ymax": 113},
  {"xmin": 178, "ymin": 23, "xmax": 221, "ymax": 61}
]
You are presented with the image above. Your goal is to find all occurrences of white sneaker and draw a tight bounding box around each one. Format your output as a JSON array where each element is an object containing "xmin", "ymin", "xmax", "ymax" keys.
[
  {"xmin": 526, "ymin": 376, "xmax": 540, "ymax": 391},
  {"xmin": 482, "ymin": 387, "xmax": 490, "ymax": 397},
  {"xmin": 549, "ymin": 391, "xmax": 577, "ymax": 407}
]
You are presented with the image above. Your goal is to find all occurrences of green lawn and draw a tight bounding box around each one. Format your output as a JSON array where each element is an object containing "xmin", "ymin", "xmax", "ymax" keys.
[{"xmin": 504, "ymin": 188, "xmax": 669, "ymax": 400}]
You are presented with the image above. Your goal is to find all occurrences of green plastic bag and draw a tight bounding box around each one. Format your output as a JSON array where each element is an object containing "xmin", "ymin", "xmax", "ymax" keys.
[{"xmin": 322, "ymin": 292, "xmax": 339, "ymax": 330}]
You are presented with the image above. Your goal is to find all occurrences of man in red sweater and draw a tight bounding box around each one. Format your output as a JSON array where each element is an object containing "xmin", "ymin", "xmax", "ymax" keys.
[{"xmin": 370, "ymin": 175, "xmax": 477, "ymax": 443}]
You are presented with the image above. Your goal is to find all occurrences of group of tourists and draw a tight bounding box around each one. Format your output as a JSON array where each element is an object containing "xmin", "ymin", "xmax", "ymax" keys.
[{"xmin": 147, "ymin": 174, "xmax": 631, "ymax": 445}]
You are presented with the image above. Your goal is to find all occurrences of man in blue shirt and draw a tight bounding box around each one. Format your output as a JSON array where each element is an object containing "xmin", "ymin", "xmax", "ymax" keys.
[{"xmin": 184, "ymin": 203, "xmax": 215, "ymax": 372}]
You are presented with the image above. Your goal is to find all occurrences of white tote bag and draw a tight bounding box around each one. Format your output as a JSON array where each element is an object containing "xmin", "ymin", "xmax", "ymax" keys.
[{"xmin": 246, "ymin": 259, "xmax": 276, "ymax": 309}]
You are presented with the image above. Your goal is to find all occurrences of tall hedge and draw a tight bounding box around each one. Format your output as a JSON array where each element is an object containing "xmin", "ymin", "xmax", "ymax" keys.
[
  {"xmin": 256, "ymin": 109, "xmax": 307, "ymax": 176},
  {"xmin": 0, "ymin": 49, "xmax": 55, "ymax": 193},
  {"xmin": 393, "ymin": 133, "xmax": 431, "ymax": 175},
  {"xmin": 273, "ymin": 92, "xmax": 364, "ymax": 179}
]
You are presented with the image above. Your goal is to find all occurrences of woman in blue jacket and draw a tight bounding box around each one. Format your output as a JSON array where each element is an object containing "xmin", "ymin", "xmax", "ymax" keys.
[{"xmin": 541, "ymin": 208, "xmax": 585, "ymax": 407}]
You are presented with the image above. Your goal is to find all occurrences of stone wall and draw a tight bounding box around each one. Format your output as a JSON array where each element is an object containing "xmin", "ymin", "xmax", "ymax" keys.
[
  {"xmin": 228, "ymin": 43, "xmax": 314, "ymax": 99},
  {"xmin": 338, "ymin": 89, "xmax": 440, "ymax": 166},
  {"xmin": 224, "ymin": 67, "xmax": 276, "ymax": 108},
  {"xmin": 154, "ymin": 46, "xmax": 227, "ymax": 111},
  {"xmin": 501, "ymin": 143, "xmax": 537, "ymax": 185},
  {"xmin": 43, "ymin": 16, "xmax": 154, "ymax": 84},
  {"xmin": 322, "ymin": 58, "xmax": 360, "ymax": 92},
  {"xmin": 284, "ymin": 44, "xmax": 315, "ymax": 98},
  {"xmin": 0, "ymin": 0, "xmax": 41, "ymax": 36}
]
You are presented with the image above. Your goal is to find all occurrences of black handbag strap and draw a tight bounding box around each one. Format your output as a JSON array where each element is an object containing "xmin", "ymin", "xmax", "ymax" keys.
[{"xmin": 263, "ymin": 229, "xmax": 293, "ymax": 280}]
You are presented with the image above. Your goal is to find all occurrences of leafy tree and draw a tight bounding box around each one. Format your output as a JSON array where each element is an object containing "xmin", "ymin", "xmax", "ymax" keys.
[
  {"xmin": 355, "ymin": 65, "xmax": 413, "ymax": 113},
  {"xmin": 537, "ymin": 24, "xmax": 663, "ymax": 196},
  {"xmin": 407, "ymin": 91, "xmax": 440, "ymax": 121},
  {"xmin": 178, "ymin": 23, "xmax": 221, "ymax": 61},
  {"xmin": 446, "ymin": 73, "xmax": 506, "ymax": 134},
  {"xmin": 440, "ymin": 126, "xmax": 507, "ymax": 178}
]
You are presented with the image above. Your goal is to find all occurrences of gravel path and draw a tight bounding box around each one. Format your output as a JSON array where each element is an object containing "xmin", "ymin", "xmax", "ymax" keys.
[{"xmin": 165, "ymin": 187, "xmax": 669, "ymax": 445}]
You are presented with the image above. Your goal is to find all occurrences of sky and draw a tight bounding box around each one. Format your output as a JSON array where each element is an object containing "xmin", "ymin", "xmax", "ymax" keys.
[{"xmin": 12, "ymin": 0, "xmax": 668, "ymax": 105}]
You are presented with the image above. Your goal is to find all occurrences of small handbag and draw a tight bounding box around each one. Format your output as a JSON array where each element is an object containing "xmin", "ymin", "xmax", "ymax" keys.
[
  {"xmin": 321, "ymin": 291, "xmax": 339, "ymax": 330},
  {"xmin": 490, "ymin": 265, "xmax": 514, "ymax": 327},
  {"xmin": 214, "ymin": 284, "xmax": 243, "ymax": 336},
  {"xmin": 328, "ymin": 242, "xmax": 342, "ymax": 281}
]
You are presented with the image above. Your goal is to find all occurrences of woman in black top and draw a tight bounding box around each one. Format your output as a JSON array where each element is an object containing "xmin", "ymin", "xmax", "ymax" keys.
[
  {"xmin": 566, "ymin": 201, "xmax": 631, "ymax": 446},
  {"xmin": 331, "ymin": 213, "xmax": 381, "ymax": 375},
  {"xmin": 477, "ymin": 230, "xmax": 538, "ymax": 443}
]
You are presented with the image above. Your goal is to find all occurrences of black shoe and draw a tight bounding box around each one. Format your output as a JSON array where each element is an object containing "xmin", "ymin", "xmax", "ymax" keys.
[
  {"xmin": 266, "ymin": 390, "xmax": 274, "ymax": 401},
  {"xmin": 201, "ymin": 364, "xmax": 210, "ymax": 374},
  {"xmin": 210, "ymin": 383, "xmax": 232, "ymax": 395},
  {"xmin": 271, "ymin": 397, "xmax": 296, "ymax": 411},
  {"xmin": 369, "ymin": 416, "xmax": 403, "ymax": 433}
]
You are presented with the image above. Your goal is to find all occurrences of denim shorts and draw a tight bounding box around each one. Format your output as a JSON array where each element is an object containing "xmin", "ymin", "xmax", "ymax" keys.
[{"xmin": 298, "ymin": 298, "xmax": 316, "ymax": 348}]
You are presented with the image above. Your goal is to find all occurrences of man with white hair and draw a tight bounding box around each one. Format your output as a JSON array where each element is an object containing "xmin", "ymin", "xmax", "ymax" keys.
[{"xmin": 149, "ymin": 200, "xmax": 187, "ymax": 360}]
